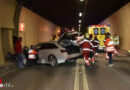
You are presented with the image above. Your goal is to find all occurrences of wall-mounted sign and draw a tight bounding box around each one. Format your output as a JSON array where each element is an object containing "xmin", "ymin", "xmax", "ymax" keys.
[{"xmin": 19, "ymin": 23, "xmax": 25, "ymax": 31}]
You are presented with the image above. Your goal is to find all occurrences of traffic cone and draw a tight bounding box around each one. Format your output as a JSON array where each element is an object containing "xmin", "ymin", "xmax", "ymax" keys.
[{"xmin": 0, "ymin": 78, "xmax": 3, "ymax": 88}]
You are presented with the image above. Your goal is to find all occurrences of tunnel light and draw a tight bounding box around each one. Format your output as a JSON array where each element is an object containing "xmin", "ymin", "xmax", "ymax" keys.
[
  {"xmin": 79, "ymin": 12, "xmax": 83, "ymax": 17},
  {"xmin": 79, "ymin": 20, "xmax": 81, "ymax": 23},
  {"xmin": 57, "ymin": 30, "xmax": 60, "ymax": 33},
  {"xmin": 79, "ymin": 24, "xmax": 81, "ymax": 27},
  {"xmin": 80, "ymin": 0, "xmax": 84, "ymax": 2},
  {"xmin": 19, "ymin": 23, "xmax": 25, "ymax": 31}
]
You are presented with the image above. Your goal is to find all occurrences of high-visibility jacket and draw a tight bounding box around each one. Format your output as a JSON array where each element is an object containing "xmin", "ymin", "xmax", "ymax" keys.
[
  {"xmin": 77, "ymin": 39, "xmax": 93, "ymax": 53},
  {"xmin": 93, "ymin": 39, "xmax": 100, "ymax": 48},
  {"xmin": 105, "ymin": 38, "xmax": 115, "ymax": 52},
  {"xmin": 28, "ymin": 49, "xmax": 37, "ymax": 60}
]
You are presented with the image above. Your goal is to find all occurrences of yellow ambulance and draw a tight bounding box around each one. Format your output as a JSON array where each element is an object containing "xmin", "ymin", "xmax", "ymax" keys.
[{"xmin": 88, "ymin": 25, "xmax": 110, "ymax": 51}]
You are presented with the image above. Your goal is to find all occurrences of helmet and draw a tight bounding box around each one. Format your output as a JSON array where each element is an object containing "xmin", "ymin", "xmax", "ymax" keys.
[
  {"xmin": 85, "ymin": 33, "xmax": 89, "ymax": 39},
  {"xmin": 128, "ymin": 50, "xmax": 130, "ymax": 53}
]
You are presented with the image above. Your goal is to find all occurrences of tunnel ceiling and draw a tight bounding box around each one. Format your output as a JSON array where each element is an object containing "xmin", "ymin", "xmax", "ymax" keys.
[{"xmin": 17, "ymin": 0, "xmax": 129, "ymax": 29}]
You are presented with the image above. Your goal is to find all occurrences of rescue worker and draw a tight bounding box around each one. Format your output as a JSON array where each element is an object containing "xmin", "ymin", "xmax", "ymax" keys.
[
  {"xmin": 104, "ymin": 33, "xmax": 115, "ymax": 66},
  {"xmin": 89, "ymin": 34, "xmax": 95, "ymax": 62},
  {"xmin": 93, "ymin": 36, "xmax": 100, "ymax": 57},
  {"xmin": 76, "ymin": 34, "xmax": 93, "ymax": 67},
  {"xmin": 27, "ymin": 45, "xmax": 37, "ymax": 66}
]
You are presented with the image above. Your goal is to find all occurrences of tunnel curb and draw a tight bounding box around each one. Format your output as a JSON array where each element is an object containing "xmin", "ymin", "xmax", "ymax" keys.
[{"xmin": 0, "ymin": 62, "xmax": 17, "ymax": 77}]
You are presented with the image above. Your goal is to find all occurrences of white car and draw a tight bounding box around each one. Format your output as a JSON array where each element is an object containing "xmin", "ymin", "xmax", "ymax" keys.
[{"xmin": 35, "ymin": 42, "xmax": 70, "ymax": 66}]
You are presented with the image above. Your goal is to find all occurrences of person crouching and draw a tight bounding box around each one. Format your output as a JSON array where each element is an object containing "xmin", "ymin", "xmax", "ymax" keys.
[{"xmin": 27, "ymin": 45, "xmax": 37, "ymax": 66}]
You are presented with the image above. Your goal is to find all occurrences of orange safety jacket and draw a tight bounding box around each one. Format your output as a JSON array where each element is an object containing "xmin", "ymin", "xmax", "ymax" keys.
[
  {"xmin": 105, "ymin": 38, "xmax": 115, "ymax": 52},
  {"xmin": 28, "ymin": 49, "xmax": 37, "ymax": 60}
]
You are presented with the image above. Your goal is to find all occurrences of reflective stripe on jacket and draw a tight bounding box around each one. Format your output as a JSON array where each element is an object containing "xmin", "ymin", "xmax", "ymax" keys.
[
  {"xmin": 28, "ymin": 49, "xmax": 37, "ymax": 60},
  {"xmin": 93, "ymin": 39, "xmax": 100, "ymax": 48},
  {"xmin": 77, "ymin": 39, "xmax": 93, "ymax": 52},
  {"xmin": 105, "ymin": 38, "xmax": 115, "ymax": 52}
]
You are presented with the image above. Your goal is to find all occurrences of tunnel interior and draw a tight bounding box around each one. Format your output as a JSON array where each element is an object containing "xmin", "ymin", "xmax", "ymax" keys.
[{"xmin": 17, "ymin": 0, "xmax": 130, "ymax": 29}]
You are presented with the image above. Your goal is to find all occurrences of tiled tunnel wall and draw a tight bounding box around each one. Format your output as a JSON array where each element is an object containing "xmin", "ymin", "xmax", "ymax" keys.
[
  {"xmin": 0, "ymin": 0, "xmax": 17, "ymax": 65},
  {"xmin": 19, "ymin": 7, "xmax": 61, "ymax": 47},
  {"xmin": 100, "ymin": 3, "xmax": 130, "ymax": 51}
]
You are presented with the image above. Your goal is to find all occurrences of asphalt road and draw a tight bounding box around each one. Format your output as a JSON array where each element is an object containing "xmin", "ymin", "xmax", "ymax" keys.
[
  {"xmin": 1, "ymin": 62, "xmax": 76, "ymax": 90},
  {"xmin": 1, "ymin": 53, "xmax": 130, "ymax": 90},
  {"xmin": 86, "ymin": 54, "xmax": 130, "ymax": 90}
]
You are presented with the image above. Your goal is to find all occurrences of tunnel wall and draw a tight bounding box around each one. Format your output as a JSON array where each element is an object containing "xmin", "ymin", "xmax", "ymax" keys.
[
  {"xmin": 19, "ymin": 7, "xmax": 60, "ymax": 47},
  {"xmin": 100, "ymin": 3, "xmax": 130, "ymax": 51},
  {"xmin": 0, "ymin": 0, "xmax": 17, "ymax": 65}
]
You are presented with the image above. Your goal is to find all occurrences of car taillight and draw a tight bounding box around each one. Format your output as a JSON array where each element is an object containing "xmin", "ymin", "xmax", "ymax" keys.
[{"xmin": 60, "ymin": 50, "xmax": 67, "ymax": 53}]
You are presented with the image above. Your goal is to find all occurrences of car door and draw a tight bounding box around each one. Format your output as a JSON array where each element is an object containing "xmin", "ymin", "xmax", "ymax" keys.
[
  {"xmin": 37, "ymin": 43, "xmax": 59, "ymax": 64},
  {"xmin": 35, "ymin": 43, "xmax": 48, "ymax": 63}
]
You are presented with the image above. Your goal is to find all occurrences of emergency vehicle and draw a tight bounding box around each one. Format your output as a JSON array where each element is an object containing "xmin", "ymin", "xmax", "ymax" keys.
[{"xmin": 88, "ymin": 25, "xmax": 110, "ymax": 51}]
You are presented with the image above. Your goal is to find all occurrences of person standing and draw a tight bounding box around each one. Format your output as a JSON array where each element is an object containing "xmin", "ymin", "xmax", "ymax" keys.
[
  {"xmin": 14, "ymin": 37, "xmax": 24, "ymax": 69},
  {"xmin": 104, "ymin": 33, "xmax": 115, "ymax": 66}
]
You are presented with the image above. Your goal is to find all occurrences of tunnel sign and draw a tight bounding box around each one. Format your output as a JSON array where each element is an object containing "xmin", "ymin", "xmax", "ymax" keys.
[{"xmin": 19, "ymin": 23, "xmax": 25, "ymax": 31}]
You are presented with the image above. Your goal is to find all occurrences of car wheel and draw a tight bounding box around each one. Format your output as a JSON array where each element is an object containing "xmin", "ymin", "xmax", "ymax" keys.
[{"xmin": 48, "ymin": 55, "xmax": 58, "ymax": 66}]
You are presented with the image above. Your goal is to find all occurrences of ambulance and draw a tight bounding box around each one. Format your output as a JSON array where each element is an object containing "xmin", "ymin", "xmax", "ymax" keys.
[{"xmin": 88, "ymin": 25, "xmax": 110, "ymax": 51}]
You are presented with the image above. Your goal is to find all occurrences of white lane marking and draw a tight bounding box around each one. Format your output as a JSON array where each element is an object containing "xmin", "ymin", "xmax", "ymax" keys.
[
  {"xmin": 74, "ymin": 60, "xmax": 79, "ymax": 90},
  {"xmin": 81, "ymin": 59, "xmax": 89, "ymax": 90}
]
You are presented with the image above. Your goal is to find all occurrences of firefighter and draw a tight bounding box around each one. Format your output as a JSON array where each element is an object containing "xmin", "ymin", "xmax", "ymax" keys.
[
  {"xmin": 104, "ymin": 33, "xmax": 115, "ymax": 66},
  {"xmin": 76, "ymin": 34, "xmax": 93, "ymax": 67},
  {"xmin": 93, "ymin": 36, "xmax": 100, "ymax": 57},
  {"xmin": 27, "ymin": 45, "xmax": 38, "ymax": 66},
  {"xmin": 89, "ymin": 34, "xmax": 95, "ymax": 63}
]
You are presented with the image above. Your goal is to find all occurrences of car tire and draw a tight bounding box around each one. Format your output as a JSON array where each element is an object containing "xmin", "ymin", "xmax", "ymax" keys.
[{"xmin": 48, "ymin": 55, "xmax": 58, "ymax": 66}]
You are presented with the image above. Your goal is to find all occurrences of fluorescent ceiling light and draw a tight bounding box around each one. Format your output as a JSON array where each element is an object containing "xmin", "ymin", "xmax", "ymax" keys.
[
  {"xmin": 80, "ymin": 0, "xmax": 84, "ymax": 2},
  {"xmin": 79, "ymin": 20, "xmax": 81, "ymax": 23},
  {"xmin": 79, "ymin": 12, "xmax": 83, "ymax": 17}
]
